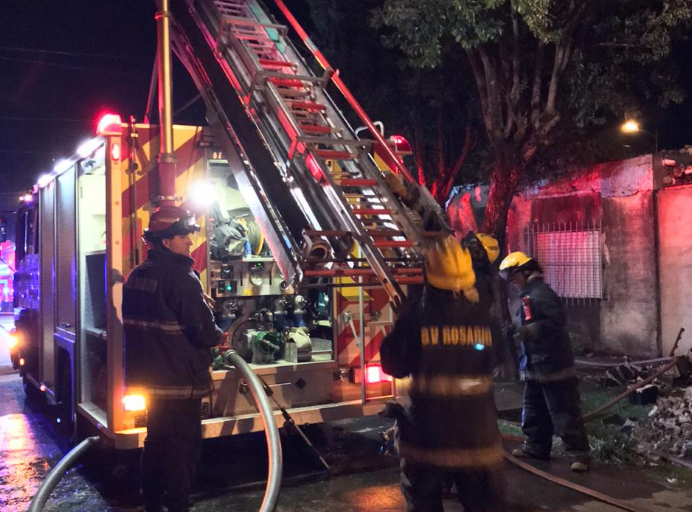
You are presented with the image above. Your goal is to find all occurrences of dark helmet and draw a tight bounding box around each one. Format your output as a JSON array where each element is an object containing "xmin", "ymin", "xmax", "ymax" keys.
[{"xmin": 143, "ymin": 205, "xmax": 200, "ymax": 244}]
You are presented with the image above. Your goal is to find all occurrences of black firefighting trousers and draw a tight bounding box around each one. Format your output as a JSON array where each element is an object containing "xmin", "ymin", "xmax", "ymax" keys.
[
  {"xmin": 521, "ymin": 378, "xmax": 590, "ymax": 462},
  {"xmin": 141, "ymin": 398, "xmax": 202, "ymax": 512},
  {"xmin": 401, "ymin": 458, "xmax": 506, "ymax": 512}
]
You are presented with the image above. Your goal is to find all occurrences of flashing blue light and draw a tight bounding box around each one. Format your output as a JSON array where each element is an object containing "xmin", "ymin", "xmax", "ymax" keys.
[
  {"xmin": 474, "ymin": 343, "xmax": 485, "ymax": 351},
  {"xmin": 56, "ymin": 418, "xmax": 61, "ymax": 424}
]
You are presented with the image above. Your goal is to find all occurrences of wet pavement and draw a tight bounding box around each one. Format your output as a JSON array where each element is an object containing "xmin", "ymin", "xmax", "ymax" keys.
[{"xmin": 2, "ymin": 368, "xmax": 692, "ymax": 512}]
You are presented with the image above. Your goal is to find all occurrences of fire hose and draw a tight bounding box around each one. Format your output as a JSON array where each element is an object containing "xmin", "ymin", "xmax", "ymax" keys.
[
  {"xmin": 28, "ymin": 350, "xmax": 283, "ymax": 512},
  {"xmin": 226, "ymin": 349, "xmax": 283, "ymax": 512},
  {"xmin": 27, "ymin": 436, "xmax": 100, "ymax": 512}
]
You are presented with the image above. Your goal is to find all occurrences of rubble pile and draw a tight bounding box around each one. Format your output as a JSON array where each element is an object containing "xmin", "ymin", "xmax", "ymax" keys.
[{"xmin": 630, "ymin": 389, "xmax": 692, "ymax": 459}]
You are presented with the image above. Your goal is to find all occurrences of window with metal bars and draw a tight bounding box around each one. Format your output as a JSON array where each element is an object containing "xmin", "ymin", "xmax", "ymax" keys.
[{"xmin": 524, "ymin": 221, "xmax": 602, "ymax": 303}]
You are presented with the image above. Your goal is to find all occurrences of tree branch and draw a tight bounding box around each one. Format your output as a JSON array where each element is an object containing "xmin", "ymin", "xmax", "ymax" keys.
[
  {"xmin": 466, "ymin": 49, "xmax": 494, "ymax": 136},
  {"xmin": 478, "ymin": 46, "xmax": 504, "ymax": 140},
  {"xmin": 437, "ymin": 128, "xmax": 476, "ymax": 201},
  {"xmin": 530, "ymin": 43, "xmax": 544, "ymax": 126},
  {"xmin": 545, "ymin": 44, "xmax": 564, "ymax": 115}
]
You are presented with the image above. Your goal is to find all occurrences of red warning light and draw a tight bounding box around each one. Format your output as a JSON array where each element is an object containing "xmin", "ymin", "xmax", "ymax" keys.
[
  {"xmin": 111, "ymin": 143, "xmax": 122, "ymax": 161},
  {"xmin": 389, "ymin": 134, "xmax": 412, "ymax": 153},
  {"xmin": 365, "ymin": 363, "xmax": 393, "ymax": 384},
  {"xmin": 96, "ymin": 113, "xmax": 123, "ymax": 136}
]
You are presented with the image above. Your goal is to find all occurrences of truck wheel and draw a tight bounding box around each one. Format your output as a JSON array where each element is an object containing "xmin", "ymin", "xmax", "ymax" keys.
[{"xmin": 23, "ymin": 375, "xmax": 44, "ymax": 404}]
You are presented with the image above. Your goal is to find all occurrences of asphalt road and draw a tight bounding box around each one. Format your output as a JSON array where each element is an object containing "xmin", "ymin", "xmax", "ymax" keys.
[{"xmin": 2, "ymin": 370, "xmax": 692, "ymax": 511}]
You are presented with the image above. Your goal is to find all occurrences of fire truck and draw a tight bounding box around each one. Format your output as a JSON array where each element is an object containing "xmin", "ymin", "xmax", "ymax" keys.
[{"xmin": 12, "ymin": 0, "xmax": 448, "ymax": 449}]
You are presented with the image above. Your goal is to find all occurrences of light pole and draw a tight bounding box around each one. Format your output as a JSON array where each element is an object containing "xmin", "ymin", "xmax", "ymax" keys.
[{"xmin": 621, "ymin": 120, "xmax": 658, "ymax": 153}]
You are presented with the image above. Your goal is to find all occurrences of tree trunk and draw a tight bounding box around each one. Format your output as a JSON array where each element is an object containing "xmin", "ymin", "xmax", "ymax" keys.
[
  {"xmin": 481, "ymin": 166, "xmax": 519, "ymax": 243},
  {"xmin": 481, "ymin": 162, "xmax": 522, "ymax": 380}
]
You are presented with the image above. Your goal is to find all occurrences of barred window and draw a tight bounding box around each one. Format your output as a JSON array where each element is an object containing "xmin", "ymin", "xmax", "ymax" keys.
[{"xmin": 525, "ymin": 222, "xmax": 602, "ymax": 301}]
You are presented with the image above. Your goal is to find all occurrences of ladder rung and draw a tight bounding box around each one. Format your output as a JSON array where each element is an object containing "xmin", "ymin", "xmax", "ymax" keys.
[
  {"xmin": 304, "ymin": 267, "xmax": 422, "ymax": 278},
  {"xmin": 299, "ymin": 136, "xmax": 373, "ymax": 147},
  {"xmin": 305, "ymin": 268, "xmax": 376, "ymax": 277},
  {"xmin": 224, "ymin": 17, "xmax": 288, "ymax": 33},
  {"xmin": 314, "ymin": 149, "xmax": 356, "ymax": 160},
  {"xmin": 392, "ymin": 268, "xmax": 424, "ymax": 275},
  {"xmin": 395, "ymin": 276, "xmax": 424, "ymax": 285},
  {"xmin": 259, "ymin": 58, "xmax": 294, "ymax": 69},
  {"xmin": 260, "ymin": 71, "xmax": 327, "ymax": 85},
  {"xmin": 301, "ymin": 124, "xmax": 338, "ymax": 134},
  {"xmin": 337, "ymin": 179, "xmax": 377, "ymax": 187},
  {"xmin": 234, "ymin": 33, "xmax": 274, "ymax": 42},
  {"xmin": 289, "ymin": 101, "xmax": 327, "ymax": 112},
  {"xmin": 352, "ymin": 208, "xmax": 392, "ymax": 216},
  {"xmin": 268, "ymin": 77, "xmax": 306, "ymax": 88},
  {"xmin": 373, "ymin": 240, "xmax": 414, "ymax": 248},
  {"xmin": 277, "ymin": 88, "xmax": 312, "ymax": 98},
  {"xmin": 366, "ymin": 229, "xmax": 404, "ymax": 237}
]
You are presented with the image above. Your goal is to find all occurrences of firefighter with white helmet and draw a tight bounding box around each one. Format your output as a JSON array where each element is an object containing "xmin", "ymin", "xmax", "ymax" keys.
[
  {"xmin": 380, "ymin": 236, "xmax": 506, "ymax": 512},
  {"xmin": 124, "ymin": 205, "xmax": 224, "ymax": 512},
  {"xmin": 499, "ymin": 252, "xmax": 590, "ymax": 472}
]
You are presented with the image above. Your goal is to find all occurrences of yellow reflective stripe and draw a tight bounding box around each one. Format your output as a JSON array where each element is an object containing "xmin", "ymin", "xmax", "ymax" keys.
[
  {"xmin": 411, "ymin": 375, "xmax": 493, "ymax": 397},
  {"xmin": 399, "ymin": 441, "xmax": 504, "ymax": 469},
  {"xmin": 147, "ymin": 386, "xmax": 210, "ymax": 398}
]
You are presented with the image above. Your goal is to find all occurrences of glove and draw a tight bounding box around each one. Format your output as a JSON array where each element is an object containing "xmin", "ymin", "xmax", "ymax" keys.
[
  {"xmin": 383, "ymin": 171, "xmax": 408, "ymax": 198},
  {"xmin": 514, "ymin": 324, "xmax": 540, "ymax": 344}
]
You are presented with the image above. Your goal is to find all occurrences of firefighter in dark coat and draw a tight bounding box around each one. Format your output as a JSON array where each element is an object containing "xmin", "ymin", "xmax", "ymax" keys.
[
  {"xmin": 499, "ymin": 252, "xmax": 590, "ymax": 472},
  {"xmin": 380, "ymin": 236, "xmax": 506, "ymax": 512},
  {"xmin": 123, "ymin": 206, "xmax": 223, "ymax": 512}
]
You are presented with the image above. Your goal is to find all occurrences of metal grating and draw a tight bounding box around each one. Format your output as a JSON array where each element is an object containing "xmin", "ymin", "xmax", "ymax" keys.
[{"xmin": 525, "ymin": 221, "xmax": 602, "ymax": 305}]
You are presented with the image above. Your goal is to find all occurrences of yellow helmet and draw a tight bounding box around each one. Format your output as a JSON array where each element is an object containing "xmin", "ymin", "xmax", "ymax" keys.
[
  {"xmin": 476, "ymin": 233, "xmax": 500, "ymax": 264},
  {"xmin": 425, "ymin": 236, "xmax": 478, "ymax": 302},
  {"xmin": 499, "ymin": 251, "xmax": 534, "ymax": 279}
]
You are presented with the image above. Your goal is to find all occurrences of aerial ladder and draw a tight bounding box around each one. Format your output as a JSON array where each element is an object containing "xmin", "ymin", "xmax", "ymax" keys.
[{"xmin": 167, "ymin": 0, "xmax": 450, "ymax": 304}]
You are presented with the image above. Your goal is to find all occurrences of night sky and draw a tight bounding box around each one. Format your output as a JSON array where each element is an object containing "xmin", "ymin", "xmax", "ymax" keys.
[{"xmin": 1, "ymin": 1, "xmax": 691, "ymax": 205}]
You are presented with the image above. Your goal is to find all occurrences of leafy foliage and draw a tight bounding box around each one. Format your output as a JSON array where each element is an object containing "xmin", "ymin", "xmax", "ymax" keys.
[
  {"xmin": 300, "ymin": 0, "xmax": 483, "ymax": 200},
  {"xmin": 376, "ymin": 0, "xmax": 691, "ymax": 234}
]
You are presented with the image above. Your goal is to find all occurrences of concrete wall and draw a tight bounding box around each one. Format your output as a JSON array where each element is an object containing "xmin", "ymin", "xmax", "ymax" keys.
[
  {"xmin": 658, "ymin": 185, "xmax": 692, "ymax": 356},
  {"xmin": 601, "ymin": 192, "xmax": 659, "ymax": 357},
  {"xmin": 504, "ymin": 155, "xmax": 660, "ymax": 356}
]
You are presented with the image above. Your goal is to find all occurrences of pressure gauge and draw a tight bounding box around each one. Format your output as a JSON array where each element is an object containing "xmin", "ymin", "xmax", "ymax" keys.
[{"xmin": 249, "ymin": 269, "xmax": 263, "ymax": 286}]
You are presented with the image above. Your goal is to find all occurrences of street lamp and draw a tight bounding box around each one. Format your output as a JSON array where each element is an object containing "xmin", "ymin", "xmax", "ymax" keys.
[{"xmin": 621, "ymin": 120, "xmax": 658, "ymax": 152}]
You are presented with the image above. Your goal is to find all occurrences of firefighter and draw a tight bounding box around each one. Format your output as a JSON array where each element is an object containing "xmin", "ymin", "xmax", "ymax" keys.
[
  {"xmin": 123, "ymin": 205, "xmax": 224, "ymax": 512},
  {"xmin": 380, "ymin": 236, "xmax": 506, "ymax": 512},
  {"xmin": 498, "ymin": 252, "xmax": 590, "ymax": 472}
]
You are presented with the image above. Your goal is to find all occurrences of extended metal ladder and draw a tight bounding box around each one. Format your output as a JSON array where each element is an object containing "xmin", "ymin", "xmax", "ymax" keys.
[{"xmin": 169, "ymin": 0, "xmax": 450, "ymax": 303}]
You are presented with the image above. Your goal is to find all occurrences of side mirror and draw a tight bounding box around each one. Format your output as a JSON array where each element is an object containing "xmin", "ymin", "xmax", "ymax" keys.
[{"xmin": 0, "ymin": 216, "xmax": 7, "ymax": 243}]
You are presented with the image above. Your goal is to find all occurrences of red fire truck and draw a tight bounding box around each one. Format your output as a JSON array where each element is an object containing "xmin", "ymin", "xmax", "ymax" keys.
[{"xmin": 11, "ymin": 0, "xmax": 447, "ymax": 449}]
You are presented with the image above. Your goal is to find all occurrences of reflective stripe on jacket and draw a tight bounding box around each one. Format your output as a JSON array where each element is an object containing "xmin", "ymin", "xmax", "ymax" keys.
[
  {"xmin": 123, "ymin": 248, "xmax": 222, "ymax": 399},
  {"xmin": 380, "ymin": 278, "xmax": 503, "ymax": 470}
]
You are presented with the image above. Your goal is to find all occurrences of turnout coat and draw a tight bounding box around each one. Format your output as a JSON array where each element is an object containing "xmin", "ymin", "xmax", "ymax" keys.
[
  {"xmin": 380, "ymin": 278, "xmax": 503, "ymax": 470},
  {"xmin": 123, "ymin": 248, "xmax": 223, "ymax": 399}
]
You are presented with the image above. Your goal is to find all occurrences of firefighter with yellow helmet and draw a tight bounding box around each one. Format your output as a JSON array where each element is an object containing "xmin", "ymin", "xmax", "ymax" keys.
[
  {"xmin": 499, "ymin": 252, "xmax": 590, "ymax": 472},
  {"xmin": 380, "ymin": 236, "xmax": 506, "ymax": 512}
]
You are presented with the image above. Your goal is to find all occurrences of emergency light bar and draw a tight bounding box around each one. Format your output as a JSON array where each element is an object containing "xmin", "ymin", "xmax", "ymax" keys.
[{"xmin": 96, "ymin": 113, "xmax": 123, "ymax": 136}]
